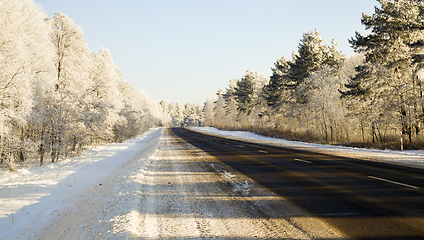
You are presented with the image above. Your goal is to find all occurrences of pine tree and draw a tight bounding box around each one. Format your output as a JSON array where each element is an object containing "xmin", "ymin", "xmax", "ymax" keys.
[
  {"xmin": 234, "ymin": 70, "xmax": 255, "ymax": 114},
  {"xmin": 347, "ymin": 0, "xmax": 424, "ymax": 143},
  {"xmin": 262, "ymin": 56, "xmax": 293, "ymax": 107},
  {"xmin": 349, "ymin": 0, "xmax": 424, "ymax": 67},
  {"xmin": 289, "ymin": 29, "xmax": 343, "ymax": 87},
  {"xmin": 263, "ymin": 30, "xmax": 344, "ymax": 107},
  {"xmin": 326, "ymin": 39, "xmax": 346, "ymax": 69},
  {"xmin": 222, "ymin": 79, "xmax": 239, "ymax": 127}
]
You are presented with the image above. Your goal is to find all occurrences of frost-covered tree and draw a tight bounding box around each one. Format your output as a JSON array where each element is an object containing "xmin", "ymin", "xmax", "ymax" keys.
[
  {"xmin": 158, "ymin": 100, "xmax": 182, "ymax": 127},
  {"xmin": 222, "ymin": 79, "xmax": 239, "ymax": 128},
  {"xmin": 0, "ymin": 0, "xmax": 54, "ymax": 170},
  {"xmin": 298, "ymin": 67, "xmax": 347, "ymax": 142},
  {"xmin": 181, "ymin": 103, "xmax": 203, "ymax": 127},
  {"xmin": 291, "ymin": 30, "xmax": 344, "ymax": 103},
  {"xmin": 289, "ymin": 30, "xmax": 344, "ymax": 89},
  {"xmin": 113, "ymin": 81, "xmax": 154, "ymax": 141},
  {"xmin": 207, "ymin": 70, "xmax": 269, "ymax": 131},
  {"xmin": 261, "ymin": 30, "xmax": 344, "ymax": 114},
  {"xmin": 44, "ymin": 12, "xmax": 94, "ymax": 162},
  {"xmin": 203, "ymin": 97, "xmax": 216, "ymax": 126},
  {"xmin": 51, "ymin": 12, "xmax": 93, "ymax": 94},
  {"xmin": 212, "ymin": 90, "xmax": 228, "ymax": 128},
  {"xmin": 0, "ymin": 1, "xmax": 167, "ymax": 171},
  {"xmin": 262, "ymin": 56, "xmax": 293, "ymax": 108},
  {"xmin": 90, "ymin": 49, "xmax": 125, "ymax": 142},
  {"xmin": 235, "ymin": 69, "xmax": 255, "ymax": 114},
  {"xmin": 158, "ymin": 101, "xmax": 203, "ymax": 127},
  {"xmin": 350, "ymin": 0, "xmax": 424, "ymax": 67},
  {"xmin": 248, "ymin": 71, "xmax": 269, "ymax": 129},
  {"xmin": 347, "ymin": 0, "xmax": 424, "ymax": 143}
]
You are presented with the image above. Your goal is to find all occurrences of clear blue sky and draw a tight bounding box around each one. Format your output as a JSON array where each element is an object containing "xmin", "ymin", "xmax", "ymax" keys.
[{"xmin": 35, "ymin": 0, "xmax": 377, "ymax": 104}]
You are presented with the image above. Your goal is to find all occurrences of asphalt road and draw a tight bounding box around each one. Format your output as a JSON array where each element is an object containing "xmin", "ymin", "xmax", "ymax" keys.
[{"xmin": 171, "ymin": 127, "xmax": 424, "ymax": 239}]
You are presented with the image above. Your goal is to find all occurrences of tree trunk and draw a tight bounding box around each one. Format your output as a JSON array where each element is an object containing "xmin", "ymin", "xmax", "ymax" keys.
[
  {"xmin": 361, "ymin": 121, "xmax": 365, "ymax": 143},
  {"xmin": 6, "ymin": 153, "xmax": 16, "ymax": 172},
  {"xmin": 19, "ymin": 150, "xmax": 25, "ymax": 163},
  {"xmin": 39, "ymin": 128, "xmax": 45, "ymax": 165}
]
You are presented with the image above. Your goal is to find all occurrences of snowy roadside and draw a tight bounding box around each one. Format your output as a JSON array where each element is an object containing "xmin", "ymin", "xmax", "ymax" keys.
[
  {"xmin": 0, "ymin": 128, "xmax": 162, "ymax": 240},
  {"xmin": 13, "ymin": 128, "xmax": 342, "ymax": 239},
  {"xmin": 105, "ymin": 128, "xmax": 342, "ymax": 239},
  {"xmin": 190, "ymin": 127, "xmax": 424, "ymax": 169}
]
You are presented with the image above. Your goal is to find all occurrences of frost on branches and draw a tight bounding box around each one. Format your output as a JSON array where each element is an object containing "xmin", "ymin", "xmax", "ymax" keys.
[
  {"xmin": 0, "ymin": 1, "xmax": 168, "ymax": 171},
  {"xmin": 206, "ymin": 1, "xmax": 424, "ymax": 148},
  {"xmin": 0, "ymin": 0, "xmax": 53, "ymax": 171},
  {"xmin": 346, "ymin": 0, "xmax": 424, "ymax": 144}
]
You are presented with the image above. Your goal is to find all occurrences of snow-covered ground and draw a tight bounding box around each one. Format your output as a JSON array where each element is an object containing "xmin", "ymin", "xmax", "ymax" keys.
[
  {"xmin": 3, "ymin": 126, "xmax": 423, "ymax": 239},
  {"xmin": 0, "ymin": 127, "xmax": 343, "ymax": 239},
  {"xmin": 105, "ymin": 128, "xmax": 340, "ymax": 239},
  {"xmin": 0, "ymin": 128, "xmax": 162, "ymax": 239},
  {"xmin": 191, "ymin": 127, "xmax": 424, "ymax": 169}
]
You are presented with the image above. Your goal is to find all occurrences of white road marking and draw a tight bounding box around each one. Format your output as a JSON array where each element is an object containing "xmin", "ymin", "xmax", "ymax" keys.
[
  {"xmin": 368, "ymin": 176, "xmax": 419, "ymax": 189},
  {"xmin": 258, "ymin": 150, "xmax": 268, "ymax": 154},
  {"xmin": 238, "ymin": 145, "xmax": 244, "ymax": 148},
  {"xmin": 294, "ymin": 158, "xmax": 312, "ymax": 164}
]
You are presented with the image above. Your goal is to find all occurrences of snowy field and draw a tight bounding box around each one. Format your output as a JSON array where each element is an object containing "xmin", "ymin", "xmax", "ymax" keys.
[{"xmin": 191, "ymin": 127, "xmax": 424, "ymax": 169}]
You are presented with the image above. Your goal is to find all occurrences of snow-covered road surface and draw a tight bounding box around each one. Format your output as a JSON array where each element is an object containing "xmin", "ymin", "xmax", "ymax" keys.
[
  {"xmin": 0, "ymin": 127, "xmax": 342, "ymax": 239},
  {"xmin": 107, "ymin": 128, "xmax": 341, "ymax": 239}
]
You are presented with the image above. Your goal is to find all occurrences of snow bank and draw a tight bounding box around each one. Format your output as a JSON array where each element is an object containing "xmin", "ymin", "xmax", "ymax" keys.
[
  {"xmin": 0, "ymin": 128, "xmax": 162, "ymax": 239},
  {"xmin": 191, "ymin": 127, "xmax": 424, "ymax": 169}
]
